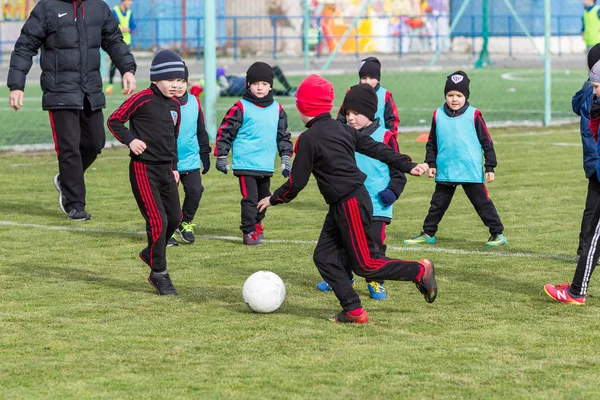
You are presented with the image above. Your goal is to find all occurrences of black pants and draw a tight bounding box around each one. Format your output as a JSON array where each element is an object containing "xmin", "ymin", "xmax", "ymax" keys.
[
  {"xmin": 313, "ymin": 187, "xmax": 422, "ymax": 311},
  {"xmin": 423, "ymin": 182, "xmax": 504, "ymax": 236},
  {"xmin": 571, "ymin": 193, "xmax": 600, "ymax": 296},
  {"xmin": 578, "ymin": 173, "xmax": 600, "ymax": 257},
  {"xmin": 345, "ymin": 220, "xmax": 388, "ymax": 284},
  {"xmin": 129, "ymin": 160, "xmax": 181, "ymax": 271},
  {"xmin": 108, "ymin": 62, "xmax": 122, "ymax": 85},
  {"xmin": 179, "ymin": 169, "xmax": 204, "ymax": 224},
  {"xmin": 49, "ymin": 98, "xmax": 105, "ymax": 211},
  {"xmin": 238, "ymin": 175, "xmax": 271, "ymax": 234}
]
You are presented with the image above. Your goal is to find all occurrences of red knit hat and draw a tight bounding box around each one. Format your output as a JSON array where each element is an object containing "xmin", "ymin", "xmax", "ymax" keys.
[{"xmin": 295, "ymin": 74, "xmax": 335, "ymax": 117}]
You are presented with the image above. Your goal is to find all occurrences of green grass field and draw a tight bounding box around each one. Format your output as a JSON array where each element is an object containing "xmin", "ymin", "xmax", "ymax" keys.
[
  {"xmin": 0, "ymin": 67, "xmax": 587, "ymax": 146},
  {"xmin": 1, "ymin": 122, "xmax": 600, "ymax": 398}
]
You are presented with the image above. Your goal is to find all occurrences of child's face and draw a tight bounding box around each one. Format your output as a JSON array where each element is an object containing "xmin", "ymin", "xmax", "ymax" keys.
[
  {"xmin": 153, "ymin": 79, "xmax": 180, "ymax": 98},
  {"xmin": 445, "ymin": 90, "xmax": 466, "ymax": 110},
  {"xmin": 345, "ymin": 110, "xmax": 371, "ymax": 129},
  {"xmin": 593, "ymin": 82, "xmax": 600, "ymax": 97},
  {"xmin": 249, "ymin": 81, "xmax": 272, "ymax": 98},
  {"xmin": 359, "ymin": 76, "xmax": 379, "ymax": 88},
  {"xmin": 174, "ymin": 79, "xmax": 187, "ymax": 98}
]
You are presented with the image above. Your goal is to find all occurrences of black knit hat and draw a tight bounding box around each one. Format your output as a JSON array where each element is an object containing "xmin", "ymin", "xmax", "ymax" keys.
[
  {"xmin": 358, "ymin": 57, "xmax": 381, "ymax": 81},
  {"xmin": 150, "ymin": 50, "xmax": 185, "ymax": 81},
  {"xmin": 246, "ymin": 62, "xmax": 274, "ymax": 86},
  {"xmin": 342, "ymin": 83, "xmax": 378, "ymax": 121},
  {"xmin": 588, "ymin": 44, "xmax": 600, "ymax": 70},
  {"xmin": 444, "ymin": 70, "xmax": 470, "ymax": 100},
  {"xmin": 183, "ymin": 63, "xmax": 189, "ymax": 81}
]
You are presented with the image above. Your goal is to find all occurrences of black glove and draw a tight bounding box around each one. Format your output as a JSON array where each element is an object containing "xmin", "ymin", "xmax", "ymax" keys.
[
  {"xmin": 215, "ymin": 156, "xmax": 229, "ymax": 174},
  {"xmin": 201, "ymin": 154, "xmax": 211, "ymax": 175},
  {"xmin": 378, "ymin": 189, "xmax": 398, "ymax": 208},
  {"xmin": 591, "ymin": 95, "xmax": 600, "ymax": 119},
  {"xmin": 280, "ymin": 155, "xmax": 291, "ymax": 178}
]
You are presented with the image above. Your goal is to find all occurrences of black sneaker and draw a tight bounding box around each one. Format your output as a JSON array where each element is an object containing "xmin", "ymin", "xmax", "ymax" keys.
[
  {"xmin": 67, "ymin": 208, "xmax": 92, "ymax": 221},
  {"xmin": 148, "ymin": 271, "xmax": 178, "ymax": 295},
  {"xmin": 167, "ymin": 234, "xmax": 179, "ymax": 247},
  {"xmin": 53, "ymin": 174, "xmax": 67, "ymax": 216},
  {"xmin": 178, "ymin": 222, "xmax": 196, "ymax": 243},
  {"xmin": 415, "ymin": 258, "xmax": 437, "ymax": 303}
]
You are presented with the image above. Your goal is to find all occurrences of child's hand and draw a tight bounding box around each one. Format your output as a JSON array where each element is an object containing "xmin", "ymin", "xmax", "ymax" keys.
[
  {"xmin": 428, "ymin": 168, "xmax": 436, "ymax": 178},
  {"xmin": 129, "ymin": 139, "xmax": 147, "ymax": 155},
  {"xmin": 173, "ymin": 170, "xmax": 180, "ymax": 183},
  {"xmin": 215, "ymin": 156, "xmax": 230, "ymax": 174},
  {"xmin": 280, "ymin": 155, "xmax": 291, "ymax": 178},
  {"xmin": 485, "ymin": 172, "xmax": 495, "ymax": 183},
  {"xmin": 257, "ymin": 196, "xmax": 271, "ymax": 213},
  {"xmin": 410, "ymin": 163, "xmax": 429, "ymax": 176}
]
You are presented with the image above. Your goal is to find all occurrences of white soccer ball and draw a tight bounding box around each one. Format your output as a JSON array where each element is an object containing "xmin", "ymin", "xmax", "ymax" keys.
[{"xmin": 242, "ymin": 271, "xmax": 286, "ymax": 313}]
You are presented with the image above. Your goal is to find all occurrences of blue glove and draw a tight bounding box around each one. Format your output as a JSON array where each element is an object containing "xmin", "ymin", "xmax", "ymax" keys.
[
  {"xmin": 215, "ymin": 156, "xmax": 229, "ymax": 174},
  {"xmin": 281, "ymin": 155, "xmax": 291, "ymax": 178},
  {"xmin": 201, "ymin": 154, "xmax": 211, "ymax": 175},
  {"xmin": 378, "ymin": 189, "xmax": 397, "ymax": 208}
]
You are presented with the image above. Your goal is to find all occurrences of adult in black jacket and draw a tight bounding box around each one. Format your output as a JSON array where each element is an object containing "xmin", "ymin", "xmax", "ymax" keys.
[{"xmin": 7, "ymin": 0, "xmax": 137, "ymax": 221}]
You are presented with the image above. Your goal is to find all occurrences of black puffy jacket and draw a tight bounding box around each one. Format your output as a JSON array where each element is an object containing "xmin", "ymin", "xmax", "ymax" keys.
[{"xmin": 7, "ymin": 0, "xmax": 136, "ymax": 111}]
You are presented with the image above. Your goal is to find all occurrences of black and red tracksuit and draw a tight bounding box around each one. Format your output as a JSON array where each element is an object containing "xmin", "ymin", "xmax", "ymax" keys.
[
  {"xmin": 269, "ymin": 113, "xmax": 426, "ymax": 311},
  {"xmin": 107, "ymin": 84, "xmax": 181, "ymax": 272}
]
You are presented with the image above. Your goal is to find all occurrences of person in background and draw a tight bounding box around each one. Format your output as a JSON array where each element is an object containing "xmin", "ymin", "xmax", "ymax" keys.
[{"xmin": 106, "ymin": 0, "xmax": 136, "ymax": 95}]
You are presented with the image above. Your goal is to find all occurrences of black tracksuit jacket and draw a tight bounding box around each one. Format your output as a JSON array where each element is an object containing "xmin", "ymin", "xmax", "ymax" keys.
[
  {"xmin": 270, "ymin": 113, "xmax": 417, "ymax": 206},
  {"xmin": 107, "ymin": 84, "xmax": 181, "ymax": 166}
]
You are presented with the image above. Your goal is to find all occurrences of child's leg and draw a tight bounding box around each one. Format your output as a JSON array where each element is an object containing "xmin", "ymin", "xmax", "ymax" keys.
[
  {"xmin": 422, "ymin": 183, "xmax": 456, "ymax": 236},
  {"xmin": 179, "ymin": 169, "xmax": 204, "ymax": 224},
  {"xmin": 363, "ymin": 220, "xmax": 388, "ymax": 284},
  {"xmin": 336, "ymin": 188, "xmax": 423, "ymax": 283},
  {"xmin": 255, "ymin": 176, "xmax": 271, "ymax": 225},
  {"xmin": 462, "ymin": 183, "xmax": 504, "ymax": 234},
  {"xmin": 160, "ymin": 168, "xmax": 183, "ymax": 241},
  {"xmin": 313, "ymin": 211, "xmax": 362, "ymax": 311},
  {"xmin": 571, "ymin": 199, "xmax": 600, "ymax": 296},
  {"xmin": 238, "ymin": 175, "xmax": 259, "ymax": 234},
  {"xmin": 273, "ymin": 66, "xmax": 294, "ymax": 93},
  {"xmin": 129, "ymin": 161, "xmax": 171, "ymax": 271},
  {"xmin": 108, "ymin": 62, "xmax": 117, "ymax": 85},
  {"xmin": 578, "ymin": 174, "xmax": 600, "ymax": 258}
]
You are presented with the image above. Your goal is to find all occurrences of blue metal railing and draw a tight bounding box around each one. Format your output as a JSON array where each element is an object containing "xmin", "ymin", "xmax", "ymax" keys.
[{"xmin": 0, "ymin": 14, "xmax": 584, "ymax": 63}]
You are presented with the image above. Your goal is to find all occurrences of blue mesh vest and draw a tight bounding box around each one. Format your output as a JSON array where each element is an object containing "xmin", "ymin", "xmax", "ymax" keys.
[
  {"xmin": 434, "ymin": 106, "xmax": 484, "ymax": 183},
  {"xmin": 375, "ymin": 86, "xmax": 387, "ymax": 125},
  {"xmin": 232, "ymin": 99, "xmax": 279, "ymax": 172},
  {"xmin": 177, "ymin": 95, "xmax": 201, "ymax": 172},
  {"xmin": 355, "ymin": 124, "xmax": 393, "ymax": 219}
]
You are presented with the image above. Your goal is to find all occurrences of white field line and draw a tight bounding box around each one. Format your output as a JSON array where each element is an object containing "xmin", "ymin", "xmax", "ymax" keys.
[{"xmin": 0, "ymin": 221, "xmax": 574, "ymax": 262}]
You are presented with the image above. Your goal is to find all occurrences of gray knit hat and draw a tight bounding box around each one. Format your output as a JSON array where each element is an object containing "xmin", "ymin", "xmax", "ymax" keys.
[{"xmin": 150, "ymin": 50, "xmax": 185, "ymax": 81}]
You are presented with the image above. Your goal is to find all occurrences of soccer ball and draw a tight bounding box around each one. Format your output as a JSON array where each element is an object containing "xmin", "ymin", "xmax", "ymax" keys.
[{"xmin": 242, "ymin": 271, "xmax": 286, "ymax": 313}]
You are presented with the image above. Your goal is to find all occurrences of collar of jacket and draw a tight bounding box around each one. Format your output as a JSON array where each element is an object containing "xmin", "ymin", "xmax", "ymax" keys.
[
  {"xmin": 305, "ymin": 112, "xmax": 331, "ymax": 128},
  {"xmin": 443, "ymin": 101, "xmax": 470, "ymax": 118},
  {"xmin": 358, "ymin": 118, "xmax": 381, "ymax": 136},
  {"xmin": 178, "ymin": 91, "xmax": 189, "ymax": 106},
  {"xmin": 373, "ymin": 83, "xmax": 381, "ymax": 92},
  {"xmin": 149, "ymin": 83, "xmax": 175, "ymax": 99}
]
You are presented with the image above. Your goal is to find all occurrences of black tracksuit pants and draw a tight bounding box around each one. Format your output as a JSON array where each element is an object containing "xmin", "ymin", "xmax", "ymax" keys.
[
  {"xmin": 423, "ymin": 182, "xmax": 504, "ymax": 236},
  {"xmin": 345, "ymin": 220, "xmax": 389, "ymax": 284},
  {"xmin": 179, "ymin": 169, "xmax": 204, "ymax": 224},
  {"xmin": 571, "ymin": 192, "xmax": 600, "ymax": 296},
  {"xmin": 129, "ymin": 160, "xmax": 181, "ymax": 271},
  {"xmin": 238, "ymin": 175, "xmax": 271, "ymax": 234},
  {"xmin": 313, "ymin": 187, "xmax": 422, "ymax": 311},
  {"xmin": 49, "ymin": 98, "xmax": 105, "ymax": 211},
  {"xmin": 578, "ymin": 173, "xmax": 600, "ymax": 258}
]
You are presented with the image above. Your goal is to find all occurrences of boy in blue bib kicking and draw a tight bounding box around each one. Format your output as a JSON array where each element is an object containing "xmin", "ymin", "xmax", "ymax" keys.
[
  {"xmin": 214, "ymin": 62, "xmax": 293, "ymax": 245},
  {"xmin": 403, "ymin": 71, "xmax": 507, "ymax": 247}
]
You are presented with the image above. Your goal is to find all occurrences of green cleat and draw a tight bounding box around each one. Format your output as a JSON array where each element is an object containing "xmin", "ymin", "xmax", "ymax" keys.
[
  {"xmin": 485, "ymin": 233, "xmax": 507, "ymax": 247},
  {"xmin": 403, "ymin": 232, "xmax": 436, "ymax": 245}
]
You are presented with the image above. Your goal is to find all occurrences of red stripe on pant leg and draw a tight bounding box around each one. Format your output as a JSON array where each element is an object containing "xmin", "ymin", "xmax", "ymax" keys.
[
  {"xmin": 482, "ymin": 184, "xmax": 490, "ymax": 200},
  {"xmin": 240, "ymin": 176, "xmax": 248, "ymax": 199},
  {"xmin": 343, "ymin": 199, "xmax": 385, "ymax": 272},
  {"xmin": 348, "ymin": 198, "xmax": 388, "ymax": 270},
  {"xmin": 134, "ymin": 163, "xmax": 163, "ymax": 264},
  {"xmin": 381, "ymin": 223, "xmax": 386, "ymax": 246},
  {"xmin": 138, "ymin": 163, "xmax": 163, "ymax": 243},
  {"xmin": 341, "ymin": 201, "xmax": 370, "ymax": 271},
  {"xmin": 48, "ymin": 111, "xmax": 60, "ymax": 155}
]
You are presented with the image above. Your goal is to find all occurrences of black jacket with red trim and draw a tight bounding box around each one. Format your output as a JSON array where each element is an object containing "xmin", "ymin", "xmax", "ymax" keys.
[
  {"xmin": 425, "ymin": 102, "xmax": 497, "ymax": 172},
  {"xmin": 359, "ymin": 119, "xmax": 406, "ymax": 200},
  {"xmin": 270, "ymin": 113, "xmax": 417, "ymax": 206},
  {"xmin": 7, "ymin": 0, "xmax": 136, "ymax": 111},
  {"xmin": 336, "ymin": 84, "xmax": 400, "ymax": 133},
  {"xmin": 178, "ymin": 91, "xmax": 211, "ymax": 155},
  {"xmin": 107, "ymin": 84, "xmax": 181, "ymax": 166},
  {"xmin": 214, "ymin": 97, "xmax": 293, "ymax": 177}
]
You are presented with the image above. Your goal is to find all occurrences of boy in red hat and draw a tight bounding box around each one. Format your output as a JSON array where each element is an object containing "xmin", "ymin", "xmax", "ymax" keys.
[{"xmin": 258, "ymin": 74, "xmax": 437, "ymax": 324}]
